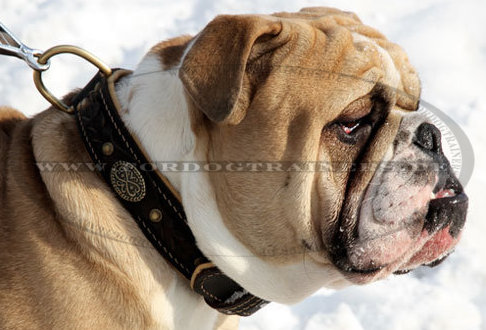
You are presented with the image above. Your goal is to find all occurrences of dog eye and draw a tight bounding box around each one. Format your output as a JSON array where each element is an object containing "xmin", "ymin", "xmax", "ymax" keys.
[
  {"xmin": 339, "ymin": 120, "xmax": 361, "ymax": 135},
  {"xmin": 328, "ymin": 113, "xmax": 373, "ymax": 145}
]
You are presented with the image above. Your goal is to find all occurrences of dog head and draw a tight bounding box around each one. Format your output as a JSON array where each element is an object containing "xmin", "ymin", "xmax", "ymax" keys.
[{"xmin": 127, "ymin": 7, "xmax": 468, "ymax": 303}]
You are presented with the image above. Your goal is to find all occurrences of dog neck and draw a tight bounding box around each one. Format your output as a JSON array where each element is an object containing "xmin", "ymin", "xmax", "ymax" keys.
[{"xmin": 116, "ymin": 55, "xmax": 195, "ymax": 193}]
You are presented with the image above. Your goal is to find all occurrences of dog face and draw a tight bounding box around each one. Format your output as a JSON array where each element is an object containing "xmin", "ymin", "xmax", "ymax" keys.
[{"xmin": 141, "ymin": 7, "xmax": 467, "ymax": 302}]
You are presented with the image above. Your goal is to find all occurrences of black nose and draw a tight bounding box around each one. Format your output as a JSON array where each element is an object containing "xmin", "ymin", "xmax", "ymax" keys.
[{"xmin": 414, "ymin": 123, "xmax": 442, "ymax": 153}]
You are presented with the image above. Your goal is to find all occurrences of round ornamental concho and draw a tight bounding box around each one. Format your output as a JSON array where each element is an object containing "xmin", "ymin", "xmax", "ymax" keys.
[{"xmin": 110, "ymin": 161, "xmax": 146, "ymax": 202}]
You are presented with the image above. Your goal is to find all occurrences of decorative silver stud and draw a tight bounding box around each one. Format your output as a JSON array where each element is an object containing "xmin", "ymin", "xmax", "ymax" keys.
[{"xmin": 110, "ymin": 161, "xmax": 146, "ymax": 202}]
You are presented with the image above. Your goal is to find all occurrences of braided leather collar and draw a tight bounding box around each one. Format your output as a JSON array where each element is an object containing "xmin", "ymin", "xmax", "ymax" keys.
[{"xmin": 71, "ymin": 69, "xmax": 268, "ymax": 316}]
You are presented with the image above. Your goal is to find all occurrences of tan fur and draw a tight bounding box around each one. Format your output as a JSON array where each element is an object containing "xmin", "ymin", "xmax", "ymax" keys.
[
  {"xmin": 1, "ymin": 108, "xmax": 159, "ymax": 328},
  {"xmin": 149, "ymin": 35, "xmax": 193, "ymax": 69},
  {"xmin": 214, "ymin": 315, "xmax": 240, "ymax": 330},
  {"xmin": 0, "ymin": 107, "xmax": 26, "ymax": 202}
]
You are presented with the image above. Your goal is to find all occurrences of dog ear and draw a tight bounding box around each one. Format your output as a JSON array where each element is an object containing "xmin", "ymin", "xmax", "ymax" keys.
[{"xmin": 179, "ymin": 15, "xmax": 283, "ymax": 124}]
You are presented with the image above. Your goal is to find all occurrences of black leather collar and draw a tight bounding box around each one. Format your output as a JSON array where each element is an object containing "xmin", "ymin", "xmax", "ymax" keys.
[{"xmin": 71, "ymin": 69, "xmax": 268, "ymax": 316}]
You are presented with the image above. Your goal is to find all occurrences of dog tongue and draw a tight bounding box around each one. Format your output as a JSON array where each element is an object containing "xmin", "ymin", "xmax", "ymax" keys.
[{"xmin": 434, "ymin": 188, "xmax": 456, "ymax": 199}]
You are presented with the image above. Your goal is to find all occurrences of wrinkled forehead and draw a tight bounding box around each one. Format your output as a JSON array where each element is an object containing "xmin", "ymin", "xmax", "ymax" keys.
[{"xmin": 267, "ymin": 8, "xmax": 420, "ymax": 112}]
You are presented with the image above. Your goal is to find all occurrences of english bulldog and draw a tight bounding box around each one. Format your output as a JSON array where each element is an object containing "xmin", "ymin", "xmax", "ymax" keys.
[{"xmin": 0, "ymin": 7, "xmax": 468, "ymax": 330}]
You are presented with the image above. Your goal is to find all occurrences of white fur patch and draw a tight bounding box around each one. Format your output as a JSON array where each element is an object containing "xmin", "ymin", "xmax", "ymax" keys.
[{"xmin": 119, "ymin": 54, "xmax": 195, "ymax": 193}]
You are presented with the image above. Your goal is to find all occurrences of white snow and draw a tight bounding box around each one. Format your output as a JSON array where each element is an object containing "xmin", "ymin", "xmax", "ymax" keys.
[{"xmin": 1, "ymin": 1, "xmax": 485, "ymax": 329}]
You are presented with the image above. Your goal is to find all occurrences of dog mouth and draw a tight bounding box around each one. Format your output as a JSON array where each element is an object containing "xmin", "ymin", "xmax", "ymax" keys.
[
  {"xmin": 424, "ymin": 175, "xmax": 467, "ymax": 236},
  {"xmin": 330, "ymin": 167, "xmax": 468, "ymax": 281},
  {"xmin": 392, "ymin": 178, "xmax": 468, "ymax": 274},
  {"xmin": 432, "ymin": 187, "xmax": 456, "ymax": 199}
]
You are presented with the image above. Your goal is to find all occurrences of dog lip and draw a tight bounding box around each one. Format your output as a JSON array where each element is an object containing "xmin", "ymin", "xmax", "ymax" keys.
[
  {"xmin": 428, "ymin": 191, "xmax": 467, "ymax": 208},
  {"xmin": 427, "ymin": 191, "xmax": 468, "ymax": 217},
  {"xmin": 424, "ymin": 191, "xmax": 467, "ymax": 238},
  {"xmin": 346, "ymin": 266, "xmax": 383, "ymax": 274},
  {"xmin": 423, "ymin": 251, "xmax": 452, "ymax": 268},
  {"xmin": 393, "ymin": 268, "xmax": 412, "ymax": 275},
  {"xmin": 433, "ymin": 171, "xmax": 464, "ymax": 195},
  {"xmin": 333, "ymin": 257, "xmax": 384, "ymax": 275}
]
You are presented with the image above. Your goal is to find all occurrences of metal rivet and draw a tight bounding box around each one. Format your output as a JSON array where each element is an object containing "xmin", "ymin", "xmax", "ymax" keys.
[
  {"xmin": 102, "ymin": 142, "xmax": 114, "ymax": 156},
  {"xmin": 149, "ymin": 209, "xmax": 163, "ymax": 222}
]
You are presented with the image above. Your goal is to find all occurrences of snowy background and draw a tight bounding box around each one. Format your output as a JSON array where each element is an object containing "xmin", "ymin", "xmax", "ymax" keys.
[{"xmin": 1, "ymin": 0, "xmax": 485, "ymax": 329}]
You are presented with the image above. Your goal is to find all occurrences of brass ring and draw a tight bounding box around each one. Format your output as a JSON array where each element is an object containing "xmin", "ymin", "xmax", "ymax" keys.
[{"xmin": 33, "ymin": 45, "xmax": 112, "ymax": 113}]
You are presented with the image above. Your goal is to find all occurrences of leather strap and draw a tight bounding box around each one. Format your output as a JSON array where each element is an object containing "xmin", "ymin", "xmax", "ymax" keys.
[{"xmin": 71, "ymin": 69, "xmax": 268, "ymax": 316}]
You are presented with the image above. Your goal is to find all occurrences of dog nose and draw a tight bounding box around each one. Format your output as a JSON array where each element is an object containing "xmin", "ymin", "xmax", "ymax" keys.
[{"xmin": 414, "ymin": 123, "xmax": 442, "ymax": 154}]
